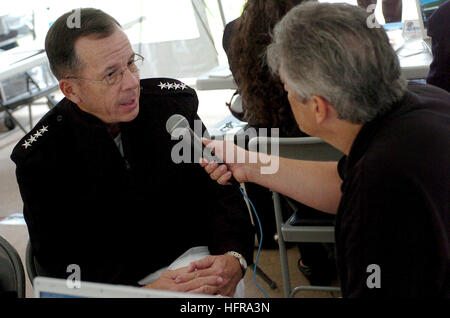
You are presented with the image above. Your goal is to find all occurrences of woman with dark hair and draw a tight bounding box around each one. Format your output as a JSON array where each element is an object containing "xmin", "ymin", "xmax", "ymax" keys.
[
  {"xmin": 223, "ymin": 0, "xmax": 304, "ymax": 137},
  {"xmin": 222, "ymin": 0, "xmax": 337, "ymax": 287}
]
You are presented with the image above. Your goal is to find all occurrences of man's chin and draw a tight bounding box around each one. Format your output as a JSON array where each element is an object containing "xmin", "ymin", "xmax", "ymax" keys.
[{"xmin": 120, "ymin": 101, "xmax": 140, "ymax": 122}]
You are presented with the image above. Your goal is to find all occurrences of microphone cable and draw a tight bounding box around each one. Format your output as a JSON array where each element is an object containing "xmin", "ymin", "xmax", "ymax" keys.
[{"xmin": 238, "ymin": 186, "xmax": 269, "ymax": 298}]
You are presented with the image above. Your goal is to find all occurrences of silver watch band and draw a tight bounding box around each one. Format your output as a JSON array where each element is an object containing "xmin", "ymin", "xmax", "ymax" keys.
[{"xmin": 226, "ymin": 251, "xmax": 247, "ymax": 277}]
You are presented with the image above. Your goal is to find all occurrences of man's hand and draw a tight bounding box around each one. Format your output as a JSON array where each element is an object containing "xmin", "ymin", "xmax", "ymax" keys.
[
  {"xmin": 200, "ymin": 139, "xmax": 251, "ymax": 185},
  {"xmin": 174, "ymin": 254, "xmax": 243, "ymax": 297},
  {"xmin": 142, "ymin": 266, "xmax": 224, "ymax": 294}
]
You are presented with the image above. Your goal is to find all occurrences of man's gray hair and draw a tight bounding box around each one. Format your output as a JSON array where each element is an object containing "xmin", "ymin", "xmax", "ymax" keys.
[{"xmin": 266, "ymin": 2, "xmax": 407, "ymax": 124}]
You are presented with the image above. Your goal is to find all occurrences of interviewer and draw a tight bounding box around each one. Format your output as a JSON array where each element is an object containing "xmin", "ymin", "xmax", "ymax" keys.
[{"xmin": 201, "ymin": 2, "xmax": 450, "ymax": 298}]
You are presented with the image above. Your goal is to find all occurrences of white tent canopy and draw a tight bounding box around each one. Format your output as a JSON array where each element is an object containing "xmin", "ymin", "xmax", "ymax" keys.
[{"xmin": 1, "ymin": 0, "xmax": 246, "ymax": 79}]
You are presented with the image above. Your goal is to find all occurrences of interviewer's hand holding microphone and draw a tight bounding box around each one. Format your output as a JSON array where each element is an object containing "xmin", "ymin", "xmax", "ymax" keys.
[
  {"xmin": 199, "ymin": 139, "xmax": 251, "ymax": 186},
  {"xmin": 165, "ymin": 113, "xmax": 258, "ymax": 187},
  {"xmin": 199, "ymin": 137, "xmax": 272, "ymax": 189}
]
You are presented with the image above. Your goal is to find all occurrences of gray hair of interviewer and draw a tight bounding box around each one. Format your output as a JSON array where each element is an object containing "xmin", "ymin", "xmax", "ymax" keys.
[{"xmin": 266, "ymin": 2, "xmax": 407, "ymax": 124}]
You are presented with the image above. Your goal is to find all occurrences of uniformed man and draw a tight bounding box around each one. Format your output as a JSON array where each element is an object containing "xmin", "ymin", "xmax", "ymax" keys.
[{"xmin": 11, "ymin": 8, "xmax": 254, "ymax": 297}]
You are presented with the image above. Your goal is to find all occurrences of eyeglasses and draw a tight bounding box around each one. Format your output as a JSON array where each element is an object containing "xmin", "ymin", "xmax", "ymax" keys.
[
  {"xmin": 226, "ymin": 90, "xmax": 240, "ymax": 110},
  {"xmin": 66, "ymin": 53, "xmax": 144, "ymax": 86}
]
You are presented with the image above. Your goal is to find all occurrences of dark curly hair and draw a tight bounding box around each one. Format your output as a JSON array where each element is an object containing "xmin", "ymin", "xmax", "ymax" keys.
[{"xmin": 229, "ymin": 0, "xmax": 306, "ymax": 137}]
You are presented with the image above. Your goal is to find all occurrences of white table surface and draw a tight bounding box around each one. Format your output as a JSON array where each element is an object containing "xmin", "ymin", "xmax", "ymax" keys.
[
  {"xmin": 195, "ymin": 64, "xmax": 236, "ymax": 90},
  {"xmin": 196, "ymin": 38, "xmax": 433, "ymax": 90},
  {"xmin": 397, "ymin": 39, "xmax": 433, "ymax": 80}
]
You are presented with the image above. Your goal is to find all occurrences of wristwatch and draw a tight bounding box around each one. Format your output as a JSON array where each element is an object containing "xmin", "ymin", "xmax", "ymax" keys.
[{"xmin": 226, "ymin": 251, "xmax": 247, "ymax": 277}]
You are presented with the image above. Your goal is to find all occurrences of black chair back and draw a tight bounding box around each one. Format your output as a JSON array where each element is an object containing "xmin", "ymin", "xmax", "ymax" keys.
[{"xmin": 0, "ymin": 235, "xmax": 25, "ymax": 298}]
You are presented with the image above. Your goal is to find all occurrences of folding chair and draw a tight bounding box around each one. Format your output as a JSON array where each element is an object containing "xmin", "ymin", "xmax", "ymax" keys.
[
  {"xmin": 248, "ymin": 136, "xmax": 343, "ymax": 297},
  {"xmin": 0, "ymin": 59, "xmax": 59, "ymax": 138}
]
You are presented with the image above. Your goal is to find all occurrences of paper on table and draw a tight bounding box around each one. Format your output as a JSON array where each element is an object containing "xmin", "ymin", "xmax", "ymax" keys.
[{"xmin": 387, "ymin": 29, "xmax": 406, "ymax": 52}]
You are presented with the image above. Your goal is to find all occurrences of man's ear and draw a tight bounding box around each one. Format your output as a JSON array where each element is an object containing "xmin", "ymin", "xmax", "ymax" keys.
[
  {"xmin": 59, "ymin": 79, "xmax": 82, "ymax": 105},
  {"xmin": 311, "ymin": 95, "xmax": 331, "ymax": 125}
]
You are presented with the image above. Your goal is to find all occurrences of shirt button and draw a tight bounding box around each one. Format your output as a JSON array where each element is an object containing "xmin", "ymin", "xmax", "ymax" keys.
[{"xmin": 56, "ymin": 115, "xmax": 63, "ymax": 122}]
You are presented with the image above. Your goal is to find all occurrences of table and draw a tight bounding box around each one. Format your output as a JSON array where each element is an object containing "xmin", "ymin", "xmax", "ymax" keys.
[
  {"xmin": 209, "ymin": 114, "xmax": 247, "ymax": 138},
  {"xmin": 195, "ymin": 64, "xmax": 236, "ymax": 90},
  {"xmin": 195, "ymin": 39, "xmax": 433, "ymax": 90},
  {"xmin": 397, "ymin": 39, "xmax": 433, "ymax": 80}
]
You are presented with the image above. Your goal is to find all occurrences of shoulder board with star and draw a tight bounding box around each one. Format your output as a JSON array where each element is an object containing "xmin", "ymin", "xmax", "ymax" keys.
[
  {"xmin": 11, "ymin": 109, "xmax": 63, "ymax": 164},
  {"xmin": 140, "ymin": 78, "xmax": 196, "ymax": 97}
]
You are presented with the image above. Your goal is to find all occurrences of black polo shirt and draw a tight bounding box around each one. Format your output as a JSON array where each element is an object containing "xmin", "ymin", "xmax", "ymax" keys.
[{"xmin": 336, "ymin": 82, "xmax": 450, "ymax": 297}]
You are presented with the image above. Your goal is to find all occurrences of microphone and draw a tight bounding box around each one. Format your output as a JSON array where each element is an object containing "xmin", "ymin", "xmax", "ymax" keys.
[{"xmin": 166, "ymin": 114, "xmax": 241, "ymax": 188}]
